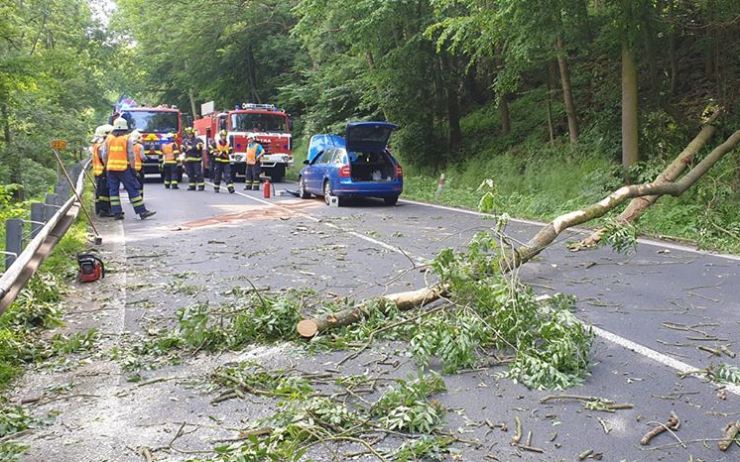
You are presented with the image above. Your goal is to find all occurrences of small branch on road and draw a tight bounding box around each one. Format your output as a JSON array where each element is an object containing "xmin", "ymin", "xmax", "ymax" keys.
[
  {"xmin": 640, "ymin": 412, "xmax": 681, "ymax": 446},
  {"xmin": 719, "ymin": 421, "xmax": 740, "ymax": 451},
  {"xmin": 540, "ymin": 394, "xmax": 634, "ymax": 412}
]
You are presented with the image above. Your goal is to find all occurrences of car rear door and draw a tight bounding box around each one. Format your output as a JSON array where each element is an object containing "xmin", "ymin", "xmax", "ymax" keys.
[{"xmin": 345, "ymin": 122, "xmax": 398, "ymax": 153}]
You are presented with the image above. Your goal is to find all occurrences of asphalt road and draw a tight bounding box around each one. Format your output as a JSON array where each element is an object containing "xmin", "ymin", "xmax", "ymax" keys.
[{"xmin": 13, "ymin": 179, "xmax": 740, "ymax": 461}]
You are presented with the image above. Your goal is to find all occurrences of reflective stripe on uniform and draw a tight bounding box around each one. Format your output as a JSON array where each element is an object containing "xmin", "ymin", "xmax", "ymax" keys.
[
  {"xmin": 134, "ymin": 143, "xmax": 144, "ymax": 171},
  {"xmin": 92, "ymin": 143, "xmax": 104, "ymax": 175},
  {"xmin": 106, "ymin": 135, "xmax": 130, "ymax": 171}
]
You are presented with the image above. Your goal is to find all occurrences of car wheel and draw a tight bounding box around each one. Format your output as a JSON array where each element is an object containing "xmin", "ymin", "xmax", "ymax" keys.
[
  {"xmin": 298, "ymin": 177, "xmax": 310, "ymax": 199},
  {"xmin": 384, "ymin": 196, "xmax": 399, "ymax": 206},
  {"xmin": 323, "ymin": 181, "xmax": 332, "ymax": 206}
]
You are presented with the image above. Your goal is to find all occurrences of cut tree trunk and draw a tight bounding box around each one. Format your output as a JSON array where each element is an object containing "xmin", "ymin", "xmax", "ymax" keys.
[
  {"xmin": 296, "ymin": 131, "xmax": 740, "ymax": 337},
  {"xmin": 576, "ymin": 110, "xmax": 723, "ymax": 248},
  {"xmin": 296, "ymin": 285, "xmax": 446, "ymax": 338}
]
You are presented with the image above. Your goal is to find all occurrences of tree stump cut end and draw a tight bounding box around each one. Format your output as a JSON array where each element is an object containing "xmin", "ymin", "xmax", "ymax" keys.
[{"xmin": 297, "ymin": 320, "xmax": 319, "ymax": 338}]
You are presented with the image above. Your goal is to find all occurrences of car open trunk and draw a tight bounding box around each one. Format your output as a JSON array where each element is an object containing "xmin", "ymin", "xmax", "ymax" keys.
[{"xmin": 349, "ymin": 151, "xmax": 396, "ymax": 182}]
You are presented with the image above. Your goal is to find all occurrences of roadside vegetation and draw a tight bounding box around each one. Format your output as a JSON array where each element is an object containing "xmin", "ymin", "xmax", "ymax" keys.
[
  {"xmin": 0, "ymin": 210, "xmax": 92, "ymax": 459},
  {"xmin": 399, "ymin": 95, "xmax": 740, "ymax": 254},
  {"xmin": 0, "ymin": 217, "xmax": 92, "ymax": 390}
]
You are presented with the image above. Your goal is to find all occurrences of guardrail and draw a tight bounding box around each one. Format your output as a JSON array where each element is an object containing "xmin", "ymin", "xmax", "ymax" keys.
[{"xmin": 0, "ymin": 160, "xmax": 89, "ymax": 312}]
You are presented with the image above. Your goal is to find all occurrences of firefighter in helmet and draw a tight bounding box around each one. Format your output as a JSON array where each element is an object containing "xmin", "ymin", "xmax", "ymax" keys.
[
  {"xmin": 100, "ymin": 117, "xmax": 156, "ymax": 220},
  {"xmin": 181, "ymin": 127, "xmax": 205, "ymax": 191},
  {"xmin": 161, "ymin": 133, "xmax": 180, "ymax": 189},
  {"xmin": 210, "ymin": 129, "xmax": 235, "ymax": 193},
  {"xmin": 91, "ymin": 124, "xmax": 113, "ymax": 217},
  {"xmin": 244, "ymin": 134, "xmax": 265, "ymax": 191},
  {"xmin": 131, "ymin": 130, "xmax": 145, "ymax": 197}
]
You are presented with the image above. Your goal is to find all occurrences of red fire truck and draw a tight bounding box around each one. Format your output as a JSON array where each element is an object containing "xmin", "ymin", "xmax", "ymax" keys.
[
  {"xmin": 117, "ymin": 105, "xmax": 184, "ymax": 182},
  {"xmin": 193, "ymin": 103, "xmax": 292, "ymax": 182}
]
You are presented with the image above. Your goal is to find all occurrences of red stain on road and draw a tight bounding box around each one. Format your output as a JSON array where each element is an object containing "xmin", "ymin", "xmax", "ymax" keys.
[{"xmin": 179, "ymin": 200, "xmax": 321, "ymax": 229}]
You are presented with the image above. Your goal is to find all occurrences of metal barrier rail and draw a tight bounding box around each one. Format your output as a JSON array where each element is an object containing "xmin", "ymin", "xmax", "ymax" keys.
[{"xmin": 0, "ymin": 160, "xmax": 89, "ymax": 312}]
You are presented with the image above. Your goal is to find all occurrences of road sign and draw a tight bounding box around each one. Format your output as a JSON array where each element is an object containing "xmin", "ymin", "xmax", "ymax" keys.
[
  {"xmin": 201, "ymin": 101, "xmax": 215, "ymax": 116},
  {"xmin": 50, "ymin": 139, "xmax": 68, "ymax": 151}
]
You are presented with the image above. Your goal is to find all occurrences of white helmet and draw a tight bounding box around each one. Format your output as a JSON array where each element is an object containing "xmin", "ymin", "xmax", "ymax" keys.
[
  {"xmin": 112, "ymin": 117, "xmax": 129, "ymax": 130},
  {"xmin": 130, "ymin": 130, "xmax": 141, "ymax": 142},
  {"xmin": 92, "ymin": 125, "xmax": 106, "ymax": 142},
  {"xmin": 101, "ymin": 124, "xmax": 114, "ymax": 135}
]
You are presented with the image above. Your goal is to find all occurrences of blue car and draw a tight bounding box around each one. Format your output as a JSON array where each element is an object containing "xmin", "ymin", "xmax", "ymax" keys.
[{"xmin": 298, "ymin": 122, "xmax": 403, "ymax": 206}]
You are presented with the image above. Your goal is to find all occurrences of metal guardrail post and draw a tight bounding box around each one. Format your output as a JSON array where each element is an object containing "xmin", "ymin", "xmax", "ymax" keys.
[
  {"xmin": 30, "ymin": 203, "xmax": 45, "ymax": 238},
  {"xmin": 1, "ymin": 159, "xmax": 90, "ymax": 312},
  {"xmin": 5, "ymin": 219, "xmax": 23, "ymax": 270},
  {"xmin": 45, "ymin": 193, "xmax": 60, "ymax": 207}
]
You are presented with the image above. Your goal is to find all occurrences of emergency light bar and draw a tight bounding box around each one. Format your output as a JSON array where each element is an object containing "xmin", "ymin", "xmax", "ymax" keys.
[{"xmin": 239, "ymin": 103, "xmax": 281, "ymax": 111}]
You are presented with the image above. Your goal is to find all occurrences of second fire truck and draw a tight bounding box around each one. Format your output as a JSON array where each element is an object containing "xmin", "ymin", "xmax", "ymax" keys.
[{"xmin": 193, "ymin": 103, "xmax": 293, "ymax": 182}]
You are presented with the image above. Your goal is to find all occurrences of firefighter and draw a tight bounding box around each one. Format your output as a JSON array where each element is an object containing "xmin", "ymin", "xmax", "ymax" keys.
[
  {"xmin": 181, "ymin": 127, "xmax": 205, "ymax": 191},
  {"xmin": 100, "ymin": 117, "xmax": 156, "ymax": 220},
  {"xmin": 244, "ymin": 134, "xmax": 265, "ymax": 191},
  {"xmin": 210, "ymin": 130, "xmax": 235, "ymax": 193},
  {"xmin": 91, "ymin": 124, "xmax": 113, "ymax": 217},
  {"xmin": 131, "ymin": 130, "xmax": 145, "ymax": 198},
  {"xmin": 161, "ymin": 133, "xmax": 180, "ymax": 189}
]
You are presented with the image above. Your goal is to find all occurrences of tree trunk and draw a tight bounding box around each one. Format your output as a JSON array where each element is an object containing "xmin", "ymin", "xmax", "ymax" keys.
[
  {"xmin": 577, "ymin": 110, "xmax": 722, "ymax": 248},
  {"xmin": 245, "ymin": 46, "xmax": 261, "ymax": 103},
  {"xmin": 556, "ymin": 36, "xmax": 578, "ymax": 144},
  {"xmin": 669, "ymin": 32, "xmax": 677, "ymax": 95},
  {"xmin": 621, "ymin": 42, "xmax": 639, "ymax": 180},
  {"xmin": 1, "ymin": 101, "xmax": 23, "ymax": 201},
  {"xmin": 365, "ymin": 51, "xmax": 389, "ymax": 120},
  {"xmin": 188, "ymin": 89, "xmax": 198, "ymax": 120},
  {"xmin": 442, "ymin": 55, "xmax": 463, "ymax": 155},
  {"xmin": 296, "ymin": 130, "xmax": 740, "ymax": 337},
  {"xmin": 545, "ymin": 62, "xmax": 557, "ymax": 144},
  {"xmin": 499, "ymin": 94, "xmax": 511, "ymax": 135}
]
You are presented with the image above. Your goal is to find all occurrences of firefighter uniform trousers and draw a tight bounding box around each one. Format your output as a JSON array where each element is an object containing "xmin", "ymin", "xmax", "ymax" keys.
[
  {"xmin": 163, "ymin": 162, "xmax": 178, "ymax": 188},
  {"xmin": 161, "ymin": 141, "xmax": 180, "ymax": 189},
  {"xmin": 185, "ymin": 160, "xmax": 203, "ymax": 190},
  {"xmin": 245, "ymin": 163, "xmax": 260, "ymax": 190},
  {"xmin": 95, "ymin": 175, "xmax": 111, "ymax": 216},
  {"xmin": 107, "ymin": 169, "xmax": 146, "ymax": 215},
  {"xmin": 133, "ymin": 169, "xmax": 144, "ymax": 199},
  {"xmin": 213, "ymin": 161, "xmax": 234, "ymax": 193}
]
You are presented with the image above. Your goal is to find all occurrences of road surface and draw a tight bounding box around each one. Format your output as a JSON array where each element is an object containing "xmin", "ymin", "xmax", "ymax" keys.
[{"xmin": 11, "ymin": 180, "xmax": 740, "ymax": 461}]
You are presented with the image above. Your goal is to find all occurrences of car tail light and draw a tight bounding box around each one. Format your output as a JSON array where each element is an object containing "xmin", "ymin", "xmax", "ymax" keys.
[
  {"xmin": 395, "ymin": 165, "xmax": 403, "ymax": 177},
  {"xmin": 339, "ymin": 165, "xmax": 351, "ymax": 177}
]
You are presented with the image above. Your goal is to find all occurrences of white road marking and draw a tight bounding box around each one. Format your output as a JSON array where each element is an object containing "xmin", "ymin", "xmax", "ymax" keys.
[
  {"xmin": 592, "ymin": 326, "xmax": 740, "ymax": 396},
  {"xmin": 228, "ymin": 185, "xmax": 425, "ymax": 263},
  {"xmin": 400, "ymin": 198, "xmax": 740, "ymax": 261},
  {"xmin": 227, "ymin": 185, "xmax": 737, "ymax": 395}
]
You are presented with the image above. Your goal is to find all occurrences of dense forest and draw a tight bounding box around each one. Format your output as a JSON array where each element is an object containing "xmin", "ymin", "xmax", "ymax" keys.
[{"xmin": 2, "ymin": 0, "xmax": 739, "ymax": 249}]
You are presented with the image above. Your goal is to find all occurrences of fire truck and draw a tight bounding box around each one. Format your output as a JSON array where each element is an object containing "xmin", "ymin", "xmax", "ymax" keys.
[
  {"xmin": 117, "ymin": 105, "xmax": 184, "ymax": 182},
  {"xmin": 193, "ymin": 103, "xmax": 292, "ymax": 182}
]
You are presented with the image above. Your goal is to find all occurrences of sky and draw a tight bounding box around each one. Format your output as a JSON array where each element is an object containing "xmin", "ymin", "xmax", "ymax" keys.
[{"xmin": 89, "ymin": 0, "xmax": 116, "ymax": 27}]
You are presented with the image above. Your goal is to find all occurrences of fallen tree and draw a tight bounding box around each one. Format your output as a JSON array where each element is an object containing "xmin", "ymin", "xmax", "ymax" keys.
[
  {"xmin": 296, "ymin": 129, "xmax": 740, "ymax": 338},
  {"xmin": 576, "ymin": 109, "xmax": 723, "ymax": 249}
]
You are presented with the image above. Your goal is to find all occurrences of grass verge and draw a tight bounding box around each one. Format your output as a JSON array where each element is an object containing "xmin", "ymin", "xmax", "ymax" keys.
[{"xmin": 401, "ymin": 139, "xmax": 740, "ymax": 254}]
